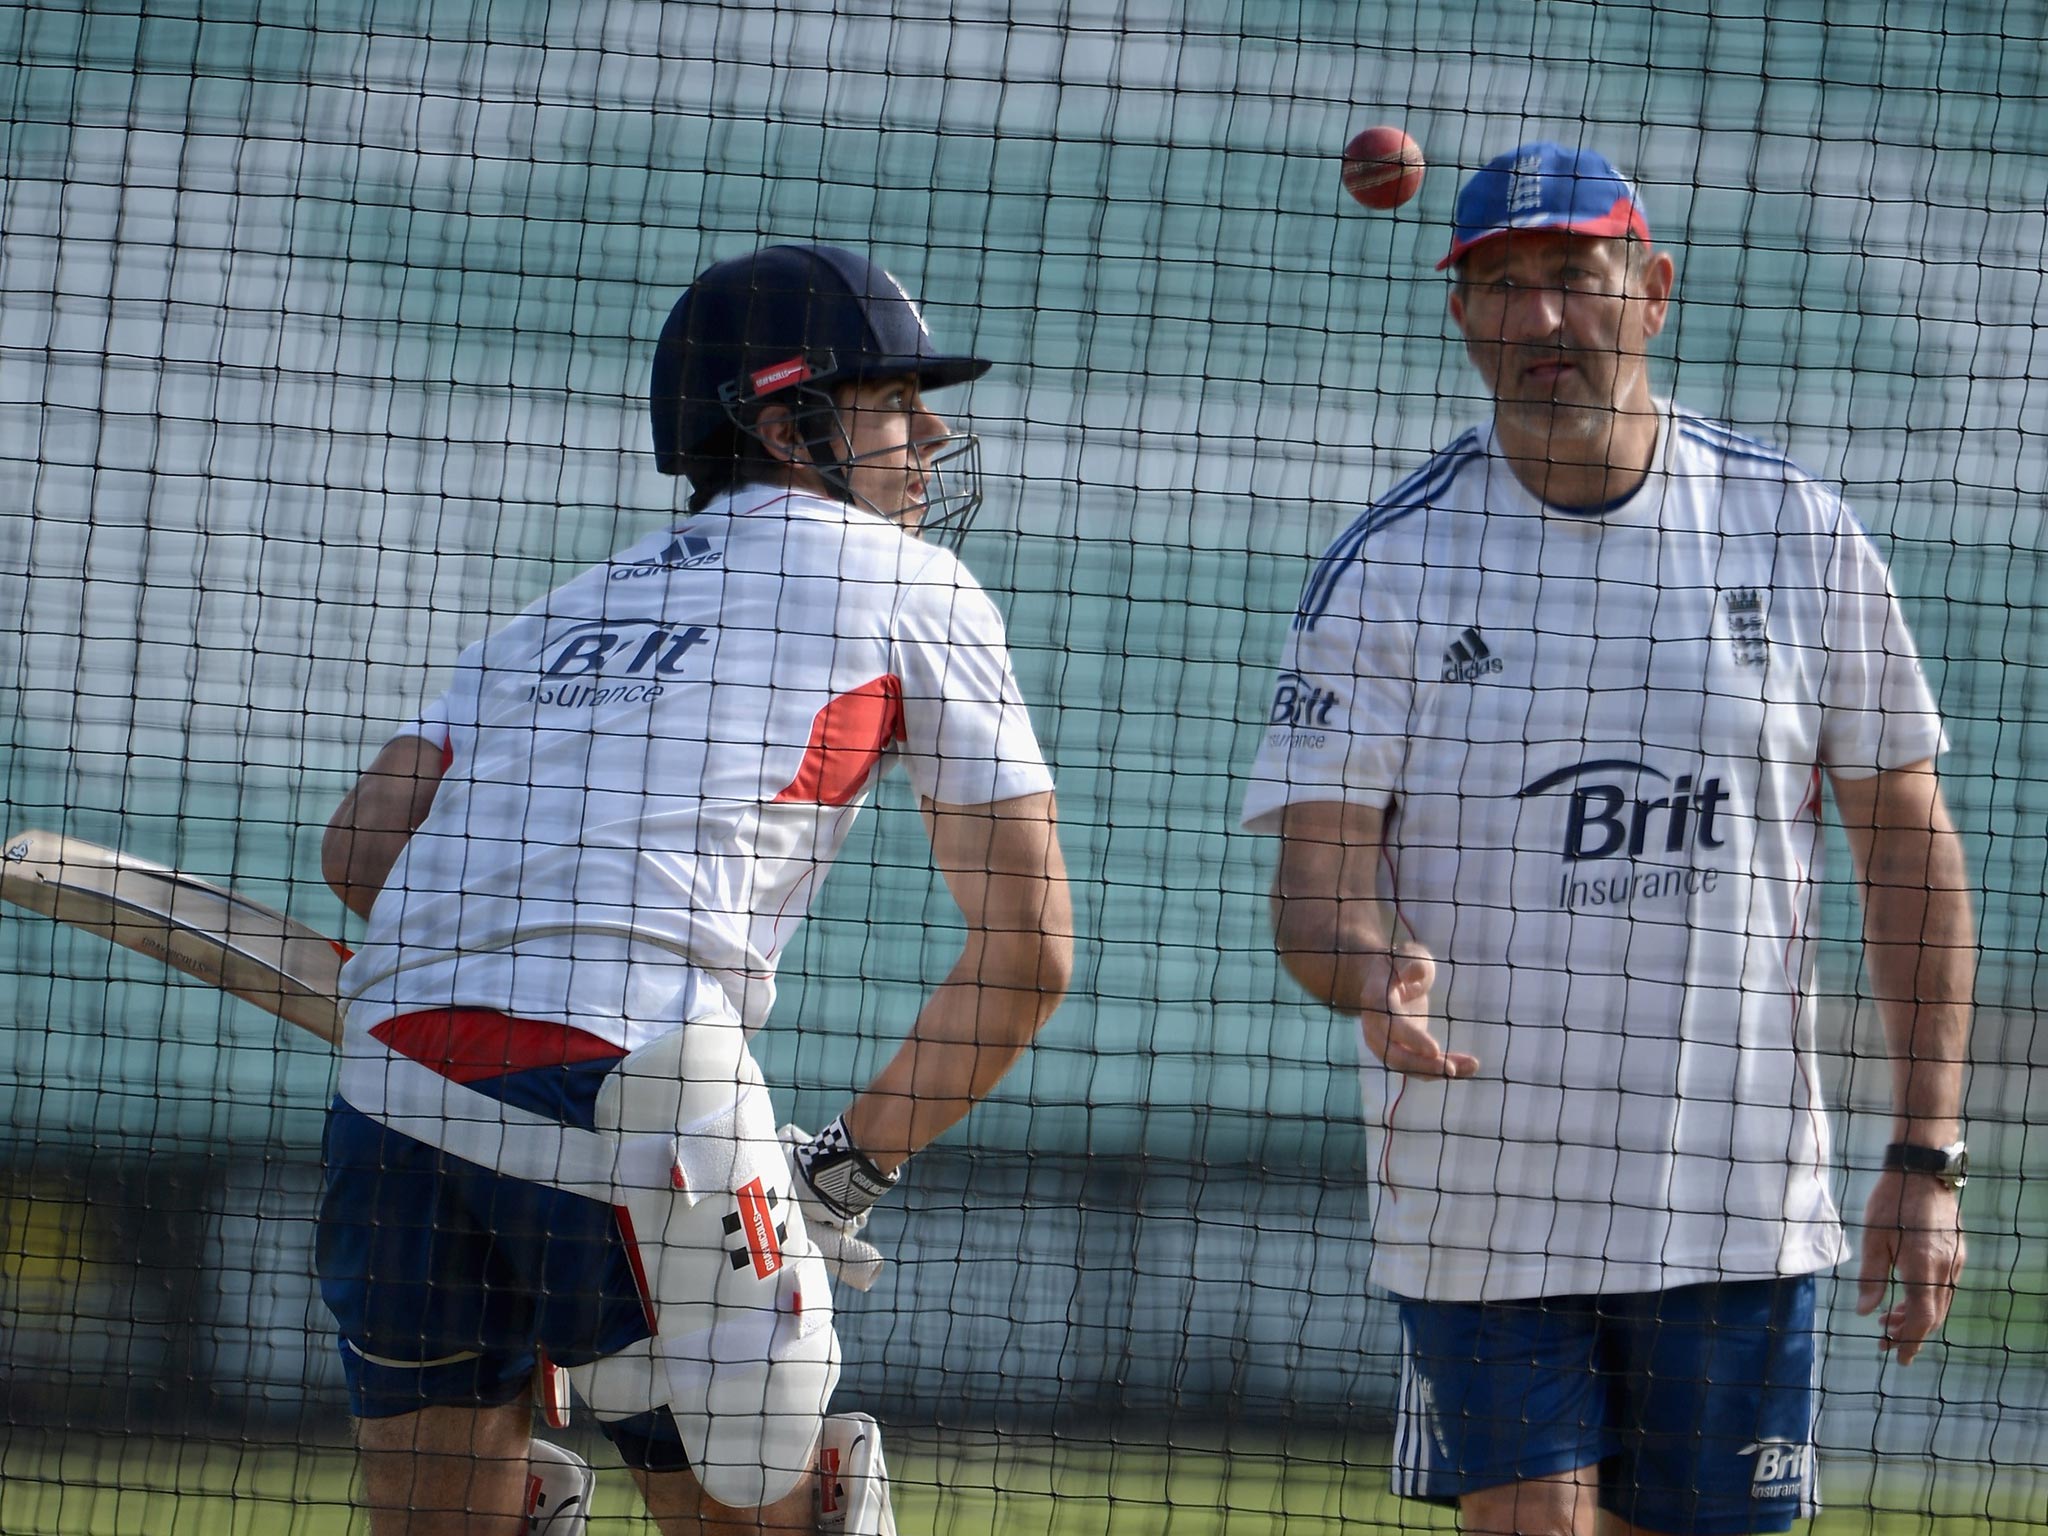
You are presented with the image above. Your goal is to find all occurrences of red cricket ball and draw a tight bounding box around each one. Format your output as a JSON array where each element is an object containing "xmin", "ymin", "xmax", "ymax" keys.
[{"xmin": 1342, "ymin": 126, "xmax": 1426, "ymax": 211}]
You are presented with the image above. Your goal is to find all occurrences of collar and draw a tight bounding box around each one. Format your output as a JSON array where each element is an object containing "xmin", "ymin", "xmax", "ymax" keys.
[
  {"xmin": 698, "ymin": 482, "xmax": 907, "ymax": 537},
  {"xmin": 1483, "ymin": 397, "xmax": 1675, "ymax": 525}
]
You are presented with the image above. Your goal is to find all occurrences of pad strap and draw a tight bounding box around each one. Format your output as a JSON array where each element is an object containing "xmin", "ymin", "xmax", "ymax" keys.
[{"xmin": 338, "ymin": 1048, "xmax": 618, "ymax": 1203}]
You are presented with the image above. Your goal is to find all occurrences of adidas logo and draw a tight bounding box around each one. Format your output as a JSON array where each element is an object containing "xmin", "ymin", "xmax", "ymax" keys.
[
  {"xmin": 664, "ymin": 533, "xmax": 720, "ymax": 567},
  {"xmin": 1440, "ymin": 626, "xmax": 1504, "ymax": 683},
  {"xmin": 609, "ymin": 531, "xmax": 721, "ymax": 582}
]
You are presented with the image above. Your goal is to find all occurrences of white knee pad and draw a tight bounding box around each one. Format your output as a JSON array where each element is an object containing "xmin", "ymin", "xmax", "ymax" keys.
[{"xmin": 569, "ymin": 1020, "xmax": 841, "ymax": 1511}]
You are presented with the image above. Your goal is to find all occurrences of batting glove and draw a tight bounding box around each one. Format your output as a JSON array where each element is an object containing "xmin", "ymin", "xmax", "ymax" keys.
[{"xmin": 780, "ymin": 1116, "xmax": 898, "ymax": 1292}]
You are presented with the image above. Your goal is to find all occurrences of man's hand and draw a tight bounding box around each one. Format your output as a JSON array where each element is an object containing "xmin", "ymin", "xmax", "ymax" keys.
[
  {"xmin": 1357, "ymin": 940, "xmax": 1478, "ymax": 1080},
  {"xmin": 780, "ymin": 1123, "xmax": 887, "ymax": 1292},
  {"xmin": 1856, "ymin": 1170, "xmax": 1965, "ymax": 1365}
]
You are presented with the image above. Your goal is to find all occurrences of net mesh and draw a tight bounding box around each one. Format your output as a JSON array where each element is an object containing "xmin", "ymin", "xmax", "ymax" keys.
[{"xmin": 1, "ymin": 1, "xmax": 2042, "ymax": 1530}]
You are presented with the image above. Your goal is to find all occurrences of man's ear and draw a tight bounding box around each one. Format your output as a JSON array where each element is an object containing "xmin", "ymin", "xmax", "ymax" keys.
[
  {"xmin": 1636, "ymin": 249, "xmax": 1677, "ymax": 341},
  {"xmin": 750, "ymin": 402, "xmax": 806, "ymax": 465}
]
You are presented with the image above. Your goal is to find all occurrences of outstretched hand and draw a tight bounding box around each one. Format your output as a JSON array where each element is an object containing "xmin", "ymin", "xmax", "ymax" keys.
[
  {"xmin": 1357, "ymin": 941, "xmax": 1478, "ymax": 1079},
  {"xmin": 1856, "ymin": 1171, "xmax": 1965, "ymax": 1365}
]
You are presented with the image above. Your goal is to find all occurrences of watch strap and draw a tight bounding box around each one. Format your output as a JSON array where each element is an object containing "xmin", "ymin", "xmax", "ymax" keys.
[{"xmin": 1883, "ymin": 1140, "xmax": 1968, "ymax": 1187}]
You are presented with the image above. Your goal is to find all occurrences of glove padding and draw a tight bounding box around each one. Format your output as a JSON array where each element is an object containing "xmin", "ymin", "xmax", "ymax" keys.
[{"xmin": 780, "ymin": 1123, "xmax": 888, "ymax": 1291}]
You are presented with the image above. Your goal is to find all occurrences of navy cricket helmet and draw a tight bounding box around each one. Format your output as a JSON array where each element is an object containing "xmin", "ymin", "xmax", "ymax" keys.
[{"xmin": 650, "ymin": 244, "xmax": 992, "ymax": 477}]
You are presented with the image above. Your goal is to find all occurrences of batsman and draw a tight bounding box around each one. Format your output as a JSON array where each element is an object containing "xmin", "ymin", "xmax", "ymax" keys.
[{"xmin": 316, "ymin": 244, "xmax": 1073, "ymax": 1535}]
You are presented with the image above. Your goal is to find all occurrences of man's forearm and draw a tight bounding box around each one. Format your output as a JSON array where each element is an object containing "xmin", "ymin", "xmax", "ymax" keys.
[
  {"xmin": 321, "ymin": 817, "xmax": 413, "ymax": 920},
  {"xmin": 1861, "ymin": 825, "xmax": 1975, "ymax": 1141},
  {"xmin": 845, "ymin": 931, "xmax": 1069, "ymax": 1170},
  {"xmin": 1268, "ymin": 802, "xmax": 1399, "ymax": 1019},
  {"xmin": 1271, "ymin": 888, "xmax": 1392, "ymax": 1018},
  {"xmin": 322, "ymin": 736, "xmax": 447, "ymax": 920}
]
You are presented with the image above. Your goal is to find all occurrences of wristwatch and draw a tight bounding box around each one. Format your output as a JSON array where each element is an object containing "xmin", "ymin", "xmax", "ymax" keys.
[{"xmin": 1883, "ymin": 1140, "xmax": 1969, "ymax": 1191}]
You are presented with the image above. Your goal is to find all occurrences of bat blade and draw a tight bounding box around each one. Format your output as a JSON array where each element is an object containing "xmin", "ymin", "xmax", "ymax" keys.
[{"xmin": 1, "ymin": 828, "xmax": 347, "ymax": 1044}]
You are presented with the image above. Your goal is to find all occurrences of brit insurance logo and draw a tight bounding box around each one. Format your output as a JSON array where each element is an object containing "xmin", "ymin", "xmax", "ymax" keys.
[
  {"xmin": 530, "ymin": 618, "xmax": 710, "ymax": 710},
  {"xmin": 1741, "ymin": 1439, "xmax": 1811, "ymax": 1501},
  {"xmin": 1270, "ymin": 671, "xmax": 1339, "ymax": 728},
  {"xmin": 1516, "ymin": 757, "xmax": 1730, "ymax": 912},
  {"xmin": 1266, "ymin": 670, "xmax": 1340, "ymax": 751},
  {"xmin": 610, "ymin": 532, "xmax": 721, "ymax": 581}
]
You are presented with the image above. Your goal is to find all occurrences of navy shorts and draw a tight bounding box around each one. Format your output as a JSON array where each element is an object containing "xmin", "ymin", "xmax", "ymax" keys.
[
  {"xmin": 1394, "ymin": 1277, "xmax": 1818, "ymax": 1535},
  {"xmin": 316, "ymin": 1042, "xmax": 693, "ymax": 1473}
]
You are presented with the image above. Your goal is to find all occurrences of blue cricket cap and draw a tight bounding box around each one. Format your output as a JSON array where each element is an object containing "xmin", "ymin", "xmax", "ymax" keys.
[{"xmin": 1438, "ymin": 142, "xmax": 1651, "ymax": 270}]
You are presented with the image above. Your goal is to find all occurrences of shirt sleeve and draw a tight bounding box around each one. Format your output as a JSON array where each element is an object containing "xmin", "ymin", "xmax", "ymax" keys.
[
  {"xmin": 390, "ymin": 697, "xmax": 453, "ymax": 754},
  {"xmin": 383, "ymin": 640, "xmax": 484, "ymax": 759},
  {"xmin": 891, "ymin": 555, "xmax": 1055, "ymax": 808},
  {"xmin": 1240, "ymin": 563, "xmax": 1418, "ymax": 832},
  {"xmin": 1816, "ymin": 510, "xmax": 1949, "ymax": 777}
]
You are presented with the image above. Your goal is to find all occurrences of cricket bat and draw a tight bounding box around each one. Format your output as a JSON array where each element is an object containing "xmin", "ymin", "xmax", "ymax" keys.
[
  {"xmin": 0, "ymin": 829, "xmax": 586, "ymax": 1422},
  {"xmin": 0, "ymin": 827, "xmax": 348, "ymax": 1044}
]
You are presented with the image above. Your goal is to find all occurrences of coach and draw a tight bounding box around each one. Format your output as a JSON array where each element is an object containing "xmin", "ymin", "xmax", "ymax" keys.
[{"xmin": 1242, "ymin": 143, "xmax": 1974, "ymax": 1536}]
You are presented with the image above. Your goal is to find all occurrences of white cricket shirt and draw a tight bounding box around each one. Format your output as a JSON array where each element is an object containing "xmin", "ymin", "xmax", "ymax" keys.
[
  {"xmin": 1243, "ymin": 402, "xmax": 1948, "ymax": 1302},
  {"xmin": 338, "ymin": 484, "xmax": 1053, "ymax": 1053}
]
